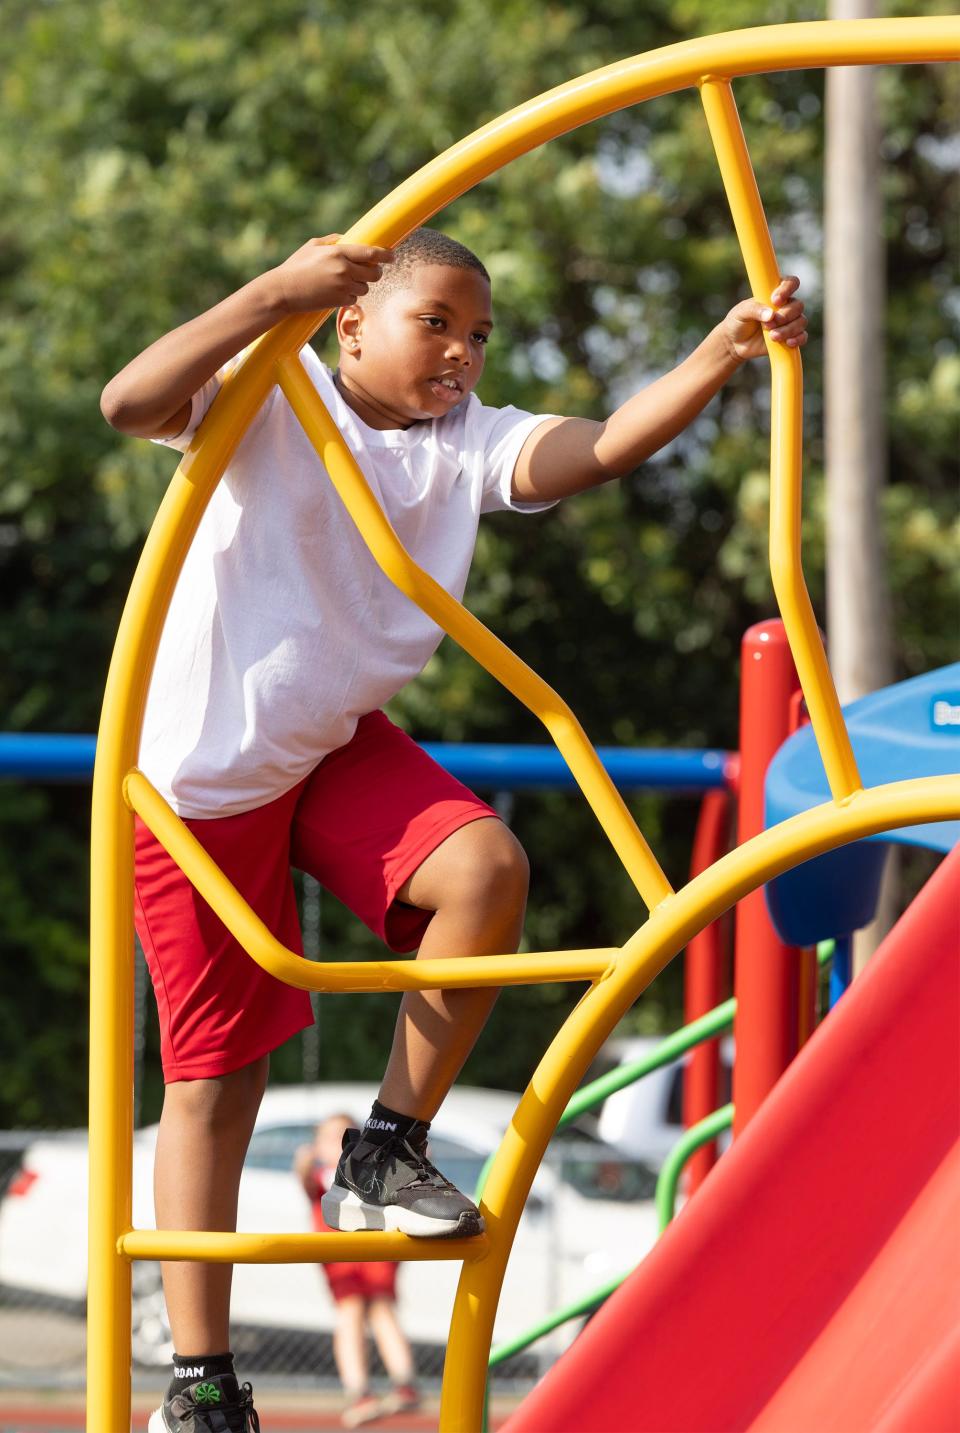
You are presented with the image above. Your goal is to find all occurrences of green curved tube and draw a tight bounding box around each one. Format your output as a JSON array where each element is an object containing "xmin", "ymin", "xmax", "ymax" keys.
[{"xmin": 656, "ymin": 1104, "xmax": 736, "ymax": 1233}]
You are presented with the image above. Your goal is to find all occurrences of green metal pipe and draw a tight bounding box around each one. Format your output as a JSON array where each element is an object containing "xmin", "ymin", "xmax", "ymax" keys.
[
  {"xmin": 655, "ymin": 1104, "xmax": 735, "ymax": 1233},
  {"xmin": 474, "ymin": 997, "xmax": 738, "ymax": 1204},
  {"xmin": 557, "ymin": 998, "xmax": 737, "ymax": 1129},
  {"xmin": 489, "ymin": 1270, "xmax": 626, "ymax": 1367}
]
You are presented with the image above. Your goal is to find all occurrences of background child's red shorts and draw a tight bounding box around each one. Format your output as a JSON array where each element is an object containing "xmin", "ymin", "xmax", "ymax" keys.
[
  {"xmin": 134, "ymin": 711, "xmax": 496, "ymax": 1082},
  {"xmin": 322, "ymin": 1259, "xmax": 399, "ymax": 1305}
]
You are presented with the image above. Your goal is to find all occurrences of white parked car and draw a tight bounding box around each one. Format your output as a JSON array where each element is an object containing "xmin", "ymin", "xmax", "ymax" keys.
[
  {"xmin": 593, "ymin": 1036, "xmax": 734, "ymax": 1165},
  {"xmin": 0, "ymin": 1082, "xmax": 661, "ymax": 1366}
]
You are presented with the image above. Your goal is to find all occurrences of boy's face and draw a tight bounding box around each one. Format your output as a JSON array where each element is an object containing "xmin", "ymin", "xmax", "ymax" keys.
[{"xmin": 336, "ymin": 263, "xmax": 492, "ymax": 429}]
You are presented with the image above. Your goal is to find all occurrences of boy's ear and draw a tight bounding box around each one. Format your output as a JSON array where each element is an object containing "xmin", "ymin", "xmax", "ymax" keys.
[{"xmin": 337, "ymin": 304, "xmax": 363, "ymax": 354}]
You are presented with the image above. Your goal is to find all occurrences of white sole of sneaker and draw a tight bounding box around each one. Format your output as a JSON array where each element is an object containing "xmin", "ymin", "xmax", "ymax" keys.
[
  {"xmin": 146, "ymin": 1409, "xmax": 167, "ymax": 1433},
  {"xmin": 321, "ymin": 1185, "xmax": 483, "ymax": 1238}
]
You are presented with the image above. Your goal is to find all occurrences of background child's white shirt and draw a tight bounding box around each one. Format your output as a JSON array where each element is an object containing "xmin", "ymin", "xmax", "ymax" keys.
[{"xmin": 140, "ymin": 347, "xmax": 557, "ymax": 818}]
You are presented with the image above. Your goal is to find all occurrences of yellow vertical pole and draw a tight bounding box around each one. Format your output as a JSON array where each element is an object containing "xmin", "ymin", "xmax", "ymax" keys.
[
  {"xmin": 87, "ymin": 748, "xmax": 135, "ymax": 1433},
  {"xmin": 85, "ymin": 322, "xmax": 283, "ymax": 1433},
  {"xmin": 698, "ymin": 77, "xmax": 862, "ymax": 801}
]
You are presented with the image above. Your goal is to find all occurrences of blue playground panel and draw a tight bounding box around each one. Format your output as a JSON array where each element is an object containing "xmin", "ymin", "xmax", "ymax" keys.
[{"xmin": 765, "ymin": 663, "xmax": 960, "ymax": 947}]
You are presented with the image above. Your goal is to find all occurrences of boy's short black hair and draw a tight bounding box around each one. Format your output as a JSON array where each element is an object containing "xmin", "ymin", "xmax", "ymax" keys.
[{"xmin": 366, "ymin": 227, "xmax": 489, "ymax": 301}]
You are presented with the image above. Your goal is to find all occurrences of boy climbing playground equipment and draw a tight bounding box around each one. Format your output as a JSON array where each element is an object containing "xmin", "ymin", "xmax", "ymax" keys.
[{"xmin": 88, "ymin": 19, "xmax": 960, "ymax": 1433}]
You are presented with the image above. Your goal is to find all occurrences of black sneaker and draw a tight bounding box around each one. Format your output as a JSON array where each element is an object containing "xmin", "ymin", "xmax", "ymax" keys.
[
  {"xmin": 321, "ymin": 1123, "xmax": 485, "ymax": 1238},
  {"xmin": 148, "ymin": 1372, "xmax": 260, "ymax": 1432}
]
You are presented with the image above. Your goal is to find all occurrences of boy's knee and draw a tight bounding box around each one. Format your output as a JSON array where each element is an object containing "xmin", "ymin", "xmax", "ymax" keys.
[
  {"xmin": 487, "ymin": 824, "xmax": 530, "ymax": 901},
  {"xmin": 164, "ymin": 1054, "xmax": 268, "ymax": 1129},
  {"xmin": 449, "ymin": 820, "xmax": 529, "ymax": 909},
  {"xmin": 403, "ymin": 817, "xmax": 529, "ymax": 930}
]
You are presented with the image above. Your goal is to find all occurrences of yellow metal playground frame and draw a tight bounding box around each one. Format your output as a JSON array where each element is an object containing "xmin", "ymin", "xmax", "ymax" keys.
[{"xmin": 88, "ymin": 18, "xmax": 960, "ymax": 1432}]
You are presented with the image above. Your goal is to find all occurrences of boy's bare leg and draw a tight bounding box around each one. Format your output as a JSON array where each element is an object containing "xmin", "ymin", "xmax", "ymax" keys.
[
  {"xmin": 379, "ymin": 817, "xmax": 528, "ymax": 1120},
  {"xmin": 153, "ymin": 1055, "xmax": 269, "ymax": 1353}
]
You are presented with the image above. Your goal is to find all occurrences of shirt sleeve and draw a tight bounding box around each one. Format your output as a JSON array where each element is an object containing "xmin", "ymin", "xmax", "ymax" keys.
[
  {"xmin": 470, "ymin": 400, "xmax": 561, "ymax": 515},
  {"xmin": 150, "ymin": 347, "xmax": 254, "ymax": 453}
]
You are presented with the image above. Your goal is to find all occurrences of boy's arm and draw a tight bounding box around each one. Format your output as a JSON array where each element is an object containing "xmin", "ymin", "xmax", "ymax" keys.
[
  {"xmin": 512, "ymin": 278, "xmax": 807, "ymax": 503},
  {"xmin": 100, "ymin": 237, "xmax": 393, "ymax": 440}
]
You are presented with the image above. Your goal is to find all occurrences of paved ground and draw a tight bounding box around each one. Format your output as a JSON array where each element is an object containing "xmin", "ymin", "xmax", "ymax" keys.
[
  {"xmin": 0, "ymin": 1308, "xmax": 525, "ymax": 1429},
  {"xmin": 0, "ymin": 1311, "xmax": 86, "ymax": 1374},
  {"xmin": 0, "ymin": 1390, "xmax": 521, "ymax": 1431}
]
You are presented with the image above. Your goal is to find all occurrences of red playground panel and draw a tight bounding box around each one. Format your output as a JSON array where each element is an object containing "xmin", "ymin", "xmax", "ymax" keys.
[{"xmin": 504, "ymin": 844, "xmax": 960, "ymax": 1433}]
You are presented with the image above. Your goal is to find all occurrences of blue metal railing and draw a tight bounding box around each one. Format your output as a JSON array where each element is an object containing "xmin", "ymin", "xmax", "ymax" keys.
[{"xmin": 0, "ymin": 733, "xmax": 733, "ymax": 791}]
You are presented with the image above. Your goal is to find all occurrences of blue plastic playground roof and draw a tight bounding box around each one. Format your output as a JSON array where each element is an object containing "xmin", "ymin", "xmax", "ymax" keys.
[{"xmin": 765, "ymin": 663, "xmax": 960, "ymax": 853}]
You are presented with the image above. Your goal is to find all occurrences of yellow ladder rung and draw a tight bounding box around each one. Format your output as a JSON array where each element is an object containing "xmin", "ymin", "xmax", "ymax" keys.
[
  {"xmin": 125, "ymin": 766, "xmax": 618, "ymax": 990},
  {"xmin": 118, "ymin": 1228, "xmax": 489, "ymax": 1264}
]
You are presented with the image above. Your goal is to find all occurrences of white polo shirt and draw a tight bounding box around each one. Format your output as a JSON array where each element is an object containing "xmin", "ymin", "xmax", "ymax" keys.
[{"xmin": 140, "ymin": 348, "xmax": 555, "ymax": 818}]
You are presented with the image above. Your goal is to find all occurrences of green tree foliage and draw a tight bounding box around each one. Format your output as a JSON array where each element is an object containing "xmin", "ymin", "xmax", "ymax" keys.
[{"xmin": 0, "ymin": 0, "xmax": 955, "ymax": 1121}]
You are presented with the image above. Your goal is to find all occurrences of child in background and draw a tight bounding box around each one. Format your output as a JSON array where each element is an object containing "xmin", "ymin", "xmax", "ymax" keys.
[
  {"xmin": 296, "ymin": 1115, "xmax": 420, "ymax": 1428},
  {"xmin": 102, "ymin": 224, "xmax": 806, "ymax": 1433}
]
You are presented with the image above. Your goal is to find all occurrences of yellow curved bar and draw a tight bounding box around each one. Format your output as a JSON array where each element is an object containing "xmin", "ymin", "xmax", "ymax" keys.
[
  {"xmin": 124, "ymin": 769, "xmax": 615, "ymax": 989},
  {"xmin": 699, "ymin": 79, "xmax": 862, "ymax": 800},
  {"xmin": 443, "ymin": 773, "xmax": 960, "ymax": 1428},
  {"xmin": 119, "ymin": 1229, "xmax": 488, "ymax": 1265},
  {"xmin": 274, "ymin": 354, "xmax": 671, "ymax": 909},
  {"xmin": 340, "ymin": 18, "xmax": 958, "ymax": 259}
]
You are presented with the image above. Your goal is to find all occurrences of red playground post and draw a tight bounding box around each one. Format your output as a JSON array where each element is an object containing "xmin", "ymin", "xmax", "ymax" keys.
[
  {"xmin": 732, "ymin": 620, "xmax": 804, "ymax": 1134},
  {"xmin": 683, "ymin": 786, "xmax": 733, "ymax": 1192}
]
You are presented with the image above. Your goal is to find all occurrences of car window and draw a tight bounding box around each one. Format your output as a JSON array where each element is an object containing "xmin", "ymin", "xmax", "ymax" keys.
[
  {"xmin": 665, "ymin": 1067, "xmax": 685, "ymax": 1126},
  {"xmin": 549, "ymin": 1145, "xmax": 658, "ymax": 1202},
  {"xmin": 242, "ymin": 1123, "xmax": 648, "ymax": 1204},
  {"xmin": 245, "ymin": 1123, "xmax": 316, "ymax": 1171},
  {"xmin": 665, "ymin": 1059, "xmax": 733, "ymax": 1127},
  {"xmin": 423, "ymin": 1135, "xmax": 487, "ymax": 1198}
]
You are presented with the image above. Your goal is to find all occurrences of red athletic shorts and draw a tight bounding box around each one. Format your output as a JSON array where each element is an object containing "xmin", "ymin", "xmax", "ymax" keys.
[
  {"xmin": 323, "ymin": 1259, "xmax": 399, "ymax": 1305},
  {"xmin": 134, "ymin": 711, "xmax": 496, "ymax": 1082}
]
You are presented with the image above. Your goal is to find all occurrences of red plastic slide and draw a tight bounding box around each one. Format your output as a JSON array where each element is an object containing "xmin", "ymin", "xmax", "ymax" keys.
[{"xmin": 505, "ymin": 845, "xmax": 960, "ymax": 1433}]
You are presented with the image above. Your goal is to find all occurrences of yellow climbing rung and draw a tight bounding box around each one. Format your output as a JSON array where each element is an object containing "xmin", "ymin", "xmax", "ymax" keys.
[{"xmin": 118, "ymin": 1230, "xmax": 489, "ymax": 1264}]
